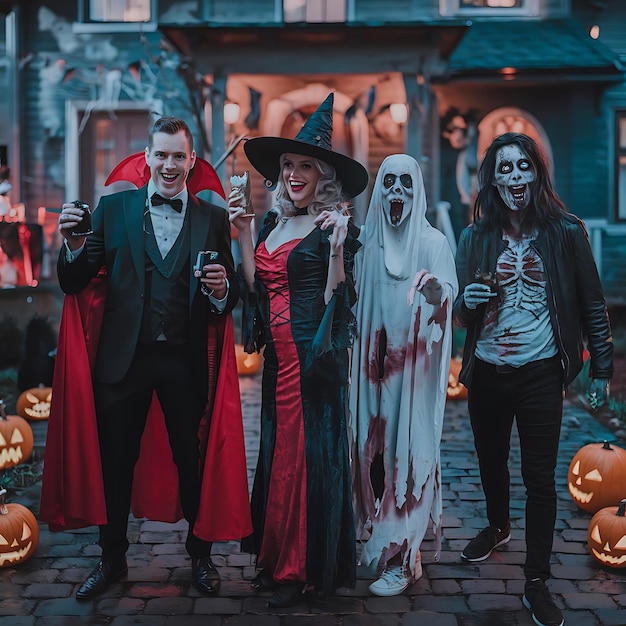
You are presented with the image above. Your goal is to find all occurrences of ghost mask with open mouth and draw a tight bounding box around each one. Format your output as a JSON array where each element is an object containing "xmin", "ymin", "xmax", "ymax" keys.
[{"xmin": 382, "ymin": 170, "xmax": 413, "ymax": 228}]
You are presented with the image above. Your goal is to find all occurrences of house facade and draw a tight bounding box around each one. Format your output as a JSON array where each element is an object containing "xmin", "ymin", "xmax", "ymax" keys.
[{"xmin": 0, "ymin": 0, "xmax": 625, "ymax": 302}]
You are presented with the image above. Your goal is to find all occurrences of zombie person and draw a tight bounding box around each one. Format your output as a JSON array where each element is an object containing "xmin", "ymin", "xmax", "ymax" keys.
[
  {"xmin": 349, "ymin": 154, "xmax": 457, "ymax": 596},
  {"xmin": 454, "ymin": 133, "xmax": 613, "ymax": 626}
]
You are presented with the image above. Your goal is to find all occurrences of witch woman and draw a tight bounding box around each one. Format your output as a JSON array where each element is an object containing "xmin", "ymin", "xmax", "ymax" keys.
[{"xmin": 228, "ymin": 93, "xmax": 369, "ymax": 608}]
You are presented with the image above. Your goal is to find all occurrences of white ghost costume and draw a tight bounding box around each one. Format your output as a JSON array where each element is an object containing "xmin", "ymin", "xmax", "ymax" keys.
[{"xmin": 350, "ymin": 154, "xmax": 458, "ymax": 577}]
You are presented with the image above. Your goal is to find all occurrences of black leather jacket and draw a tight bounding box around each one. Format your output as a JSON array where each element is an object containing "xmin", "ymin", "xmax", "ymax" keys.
[{"xmin": 453, "ymin": 214, "xmax": 613, "ymax": 388}]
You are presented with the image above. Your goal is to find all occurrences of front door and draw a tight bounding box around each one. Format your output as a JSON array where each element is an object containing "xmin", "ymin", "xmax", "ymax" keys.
[{"xmin": 79, "ymin": 110, "xmax": 152, "ymax": 208}]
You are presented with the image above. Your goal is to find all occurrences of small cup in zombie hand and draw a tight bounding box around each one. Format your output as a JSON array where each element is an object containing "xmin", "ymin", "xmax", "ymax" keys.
[
  {"xmin": 474, "ymin": 271, "xmax": 499, "ymax": 295},
  {"xmin": 70, "ymin": 200, "xmax": 93, "ymax": 237}
]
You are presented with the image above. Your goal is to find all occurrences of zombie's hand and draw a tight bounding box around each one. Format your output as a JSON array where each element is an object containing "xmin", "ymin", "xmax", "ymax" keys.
[
  {"xmin": 462, "ymin": 282, "xmax": 497, "ymax": 310},
  {"xmin": 408, "ymin": 269, "xmax": 442, "ymax": 306},
  {"xmin": 586, "ymin": 378, "xmax": 609, "ymax": 410}
]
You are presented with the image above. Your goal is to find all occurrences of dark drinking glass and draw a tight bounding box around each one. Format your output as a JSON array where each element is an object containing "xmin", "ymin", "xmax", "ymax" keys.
[{"xmin": 70, "ymin": 200, "xmax": 93, "ymax": 236}]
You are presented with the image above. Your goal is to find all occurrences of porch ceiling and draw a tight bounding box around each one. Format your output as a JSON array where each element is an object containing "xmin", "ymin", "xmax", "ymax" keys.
[
  {"xmin": 443, "ymin": 19, "xmax": 625, "ymax": 84},
  {"xmin": 159, "ymin": 23, "xmax": 469, "ymax": 76}
]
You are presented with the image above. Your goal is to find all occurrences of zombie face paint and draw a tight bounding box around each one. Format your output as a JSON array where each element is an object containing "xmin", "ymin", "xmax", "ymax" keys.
[
  {"xmin": 493, "ymin": 144, "xmax": 535, "ymax": 211},
  {"xmin": 382, "ymin": 169, "xmax": 413, "ymax": 227}
]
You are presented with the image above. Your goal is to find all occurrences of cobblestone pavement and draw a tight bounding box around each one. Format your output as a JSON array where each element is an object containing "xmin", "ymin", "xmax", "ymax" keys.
[{"xmin": 1, "ymin": 371, "xmax": 625, "ymax": 625}]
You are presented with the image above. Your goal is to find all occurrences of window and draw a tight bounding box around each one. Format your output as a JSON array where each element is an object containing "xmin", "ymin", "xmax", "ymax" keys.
[
  {"xmin": 617, "ymin": 112, "xmax": 626, "ymax": 221},
  {"xmin": 283, "ymin": 0, "xmax": 346, "ymax": 23},
  {"xmin": 76, "ymin": 0, "xmax": 157, "ymax": 32},
  {"xmin": 439, "ymin": 0, "xmax": 539, "ymax": 17}
]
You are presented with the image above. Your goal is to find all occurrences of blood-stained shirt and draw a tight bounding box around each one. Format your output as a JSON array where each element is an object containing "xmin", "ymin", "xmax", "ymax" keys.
[{"xmin": 476, "ymin": 232, "xmax": 557, "ymax": 367}]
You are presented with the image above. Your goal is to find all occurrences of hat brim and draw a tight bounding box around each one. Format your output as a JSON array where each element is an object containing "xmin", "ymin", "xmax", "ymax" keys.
[{"xmin": 243, "ymin": 136, "xmax": 369, "ymax": 199}]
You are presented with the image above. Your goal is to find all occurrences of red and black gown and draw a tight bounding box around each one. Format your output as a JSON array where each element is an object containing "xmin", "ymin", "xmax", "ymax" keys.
[{"xmin": 242, "ymin": 211, "xmax": 358, "ymax": 597}]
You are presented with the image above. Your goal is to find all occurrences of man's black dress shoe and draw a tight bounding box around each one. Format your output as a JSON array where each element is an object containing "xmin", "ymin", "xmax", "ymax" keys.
[
  {"xmin": 192, "ymin": 557, "xmax": 221, "ymax": 594},
  {"xmin": 76, "ymin": 558, "xmax": 128, "ymax": 601},
  {"xmin": 266, "ymin": 582, "xmax": 304, "ymax": 608},
  {"xmin": 251, "ymin": 568, "xmax": 277, "ymax": 591}
]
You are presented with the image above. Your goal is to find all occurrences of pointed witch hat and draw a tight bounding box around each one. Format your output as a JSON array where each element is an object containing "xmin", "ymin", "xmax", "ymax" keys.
[{"xmin": 243, "ymin": 92, "xmax": 369, "ymax": 198}]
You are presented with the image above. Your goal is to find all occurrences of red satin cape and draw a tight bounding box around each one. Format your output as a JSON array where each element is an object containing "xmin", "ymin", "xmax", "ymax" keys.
[{"xmin": 39, "ymin": 270, "xmax": 252, "ymax": 541}]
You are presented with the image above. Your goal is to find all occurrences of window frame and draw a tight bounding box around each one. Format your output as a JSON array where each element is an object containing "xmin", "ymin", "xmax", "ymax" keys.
[
  {"xmin": 282, "ymin": 0, "xmax": 347, "ymax": 24},
  {"xmin": 439, "ymin": 0, "xmax": 540, "ymax": 18},
  {"xmin": 74, "ymin": 0, "xmax": 158, "ymax": 33}
]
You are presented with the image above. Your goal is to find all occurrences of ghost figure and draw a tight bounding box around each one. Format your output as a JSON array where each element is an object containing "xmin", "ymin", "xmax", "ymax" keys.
[{"xmin": 349, "ymin": 154, "xmax": 458, "ymax": 586}]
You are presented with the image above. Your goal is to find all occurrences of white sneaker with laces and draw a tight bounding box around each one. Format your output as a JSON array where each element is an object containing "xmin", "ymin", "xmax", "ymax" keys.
[{"xmin": 368, "ymin": 565, "xmax": 410, "ymax": 596}]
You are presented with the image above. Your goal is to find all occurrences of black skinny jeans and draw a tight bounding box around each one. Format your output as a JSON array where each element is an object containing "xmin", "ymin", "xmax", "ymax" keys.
[{"xmin": 468, "ymin": 355, "xmax": 564, "ymax": 581}]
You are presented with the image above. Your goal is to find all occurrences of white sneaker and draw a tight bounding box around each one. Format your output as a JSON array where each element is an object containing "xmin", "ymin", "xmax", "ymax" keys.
[{"xmin": 368, "ymin": 565, "xmax": 410, "ymax": 596}]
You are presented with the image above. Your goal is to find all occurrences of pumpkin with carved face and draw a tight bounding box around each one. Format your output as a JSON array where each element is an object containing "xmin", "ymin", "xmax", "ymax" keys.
[
  {"xmin": 568, "ymin": 441, "xmax": 626, "ymax": 514},
  {"xmin": 447, "ymin": 356, "xmax": 468, "ymax": 401},
  {"xmin": 588, "ymin": 499, "xmax": 626, "ymax": 569},
  {"xmin": 0, "ymin": 401, "xmax": 34, "ymax": 470},
  {"xmin": 16, "ymin": 386, "xmax": 52, "ymax": 421},
  {"xmin": 0, "ymin": 488, "xmax": 39, "ymax": 568}
]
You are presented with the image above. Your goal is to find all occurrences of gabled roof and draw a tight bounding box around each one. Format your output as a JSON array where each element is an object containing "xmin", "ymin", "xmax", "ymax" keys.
[{"xmin": 444, "ymin": 19, "xmax": 625, "ymax": 83}]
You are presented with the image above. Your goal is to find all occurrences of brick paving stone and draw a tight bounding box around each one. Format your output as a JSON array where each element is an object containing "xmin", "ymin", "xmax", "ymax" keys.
[
  {"xmin": 98, "ymin": 598, "xmax": 146, "ymax": 615},
  {"xmin": 460, "ymin": 579, "xmax": 506, "ymax": 594},
  {"xmin": 430, "ymin": 579, "xmax": 462, "ymax": 595},
  {"xmin": 593, "ymin": 609, "xmax": 626, "ymax": 625},
  {"xmin": 32, "ymin": 597, "xmax": 95, "ymax": 616},
  {"xmin": 467, "ymin": 593, "xmax": 523, "ymax": 612},
  {"xmin": 111, "ymin": 618, "xmax": 167, "ymax": 625},
  {"xmin": 402, "ymin": 611, "xmax": 458, "ymax": 626},
  {"xmin": 164, "ymin": 618, "xmax": 222, "ymax": 626},
  {"xmin": 562, "ymin": 592, "xmax": 618, "ymax": 610},
  {"xmin": 412, "ymin": 595, "xmax": 469, "ymax": 612},
  {"xmin": 0, "ymin": 618, "xmax": 35, "ymax": 626},
  {"xmin": 128, "ymin": 583, "xmax": 182, "ymax": 598},
  {"xmin": 195, "ymin": 596, "xmax": 242, "ymax": 614},
  {"xmin": 363, "ymin": 595, "xmax": 411, "ymax": 613},
  {"xmin": 225, "ymin": 617, "xmax": 280, "ymax": 626},
  {"xmin": 22, "ymin": 582, "xmax": 74, "ymax": 598},
  {"xmin": 550, "ymin": 563, "xmax": 597, "ymax": 579},
  {"xmin": 0, "ymin": 598, "xmax": 36, "ymax": 616},
  {"xmin": 283, "ymin": 617, "xmax": 339, "ymax": 626},
  {"xmin": 342, "ymin": 614, "xmax": 402, "ymax": 626},
  {"xmin": 142, "ymin": 597, "xmax": 194, "ymax": 614},
  {"xmin": 558, "ymin": 611, "xmax": 603, "ymax": 626}
]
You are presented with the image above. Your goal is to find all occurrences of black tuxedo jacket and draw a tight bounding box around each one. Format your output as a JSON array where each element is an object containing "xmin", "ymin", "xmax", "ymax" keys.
[{"xmin": 57, "ymin": 186, "xmax": 239, "ymax": 387}]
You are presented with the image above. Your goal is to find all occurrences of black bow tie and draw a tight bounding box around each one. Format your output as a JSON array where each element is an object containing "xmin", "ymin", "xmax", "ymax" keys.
[{"xmin": 151, "ymin": 192, "xmax": 183, "ymax": 213}]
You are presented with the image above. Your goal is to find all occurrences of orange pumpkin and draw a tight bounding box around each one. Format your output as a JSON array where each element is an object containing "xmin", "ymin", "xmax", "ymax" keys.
[
  {"xmin": 0, "ymin": 400, "xmax": 34, "ymax": 470},
  {"xmin": 588, "ymin": 499, "xmax": 626, "ymax": 569},
  {"xmin": 447, "ymin": 356, "xmax": 468, "ymax": 401},
  {"xmin": 235, "ymin": 344, "xmax": 262, "ymax": 376},
  {"xmin": 0, "ymin": 488, "xmax": 39, "ymax": 568},
  {"xmin": 568, "ymin": 441, "xmax": 626, "ymax": 513},
  {"xmin": 16, "ymin": 386, "xmax": 52, "ymax": 421}
]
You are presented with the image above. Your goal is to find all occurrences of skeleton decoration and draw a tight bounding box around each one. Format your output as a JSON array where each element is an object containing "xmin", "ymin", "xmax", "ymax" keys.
[{"xmin": 349, "ymin": 155, "xmax": 458, "ymax": 578}]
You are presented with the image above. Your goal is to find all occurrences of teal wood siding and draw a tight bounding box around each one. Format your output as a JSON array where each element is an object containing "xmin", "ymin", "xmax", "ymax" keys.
[{"xmin": 602, "ymin": 234, "xmax": 626, "ymax": 303}]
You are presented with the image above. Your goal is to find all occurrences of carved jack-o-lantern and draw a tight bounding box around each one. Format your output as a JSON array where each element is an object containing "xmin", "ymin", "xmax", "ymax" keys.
[
  {"xmin": 0, "ymin": 401, "xmax": 34, "ymax": 470},
  {"xmin": 447, "ymin": 357, "xmax": 468, "ymax": 401},
  {"xmin": 235, "ymin": 344, "xmax": 262, "ymax": 376},
  {"xmin": 0, "ymin": 488, "xmax": 39, "ymax": 568},
  {"xmin": 568, "ymin": 441, "xmax": 626, "ymax": 514},
  {"xmin": 588, "ymin": 499, "xmax": 626, "ymax": 569},
  {"xmin": 16, "ymin": 386, "xmax": 52, "ymax": 421}
]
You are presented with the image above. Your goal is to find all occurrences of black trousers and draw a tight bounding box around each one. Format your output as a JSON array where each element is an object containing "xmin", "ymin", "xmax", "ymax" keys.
[
  {"xmin": 93, "ymin": 342, "xmax": 210, "ymax": 561},
  {"xmin": 468, "ymin": 355, "xmax": 564, "ymax": 581}
]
